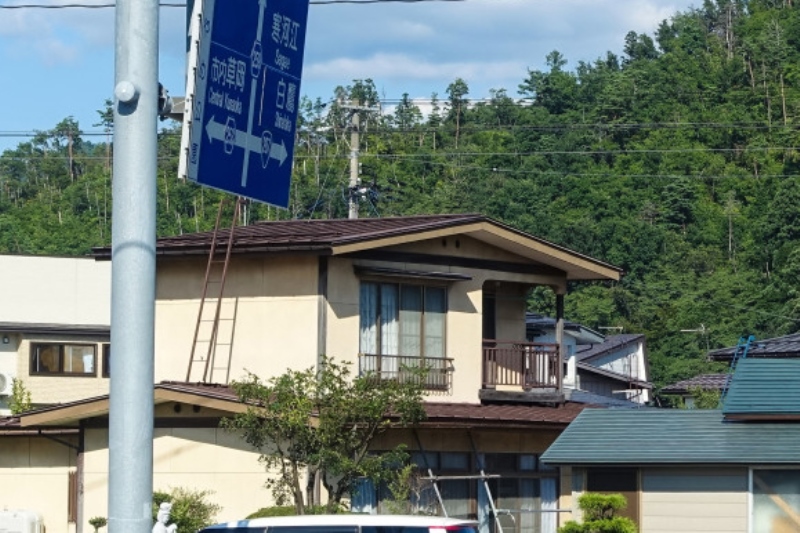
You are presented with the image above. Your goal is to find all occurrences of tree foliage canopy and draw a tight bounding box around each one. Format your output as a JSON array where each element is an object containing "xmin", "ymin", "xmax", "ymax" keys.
[{"xmin": 221, "ymin": 357, "xmax": 426, "ymax": 512}]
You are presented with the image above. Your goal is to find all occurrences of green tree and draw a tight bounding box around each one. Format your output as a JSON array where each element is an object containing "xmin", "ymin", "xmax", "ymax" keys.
[
  {"xmin": 152, "ymin": 487, "xmax": 221, "ymax": 533},
  {"xmin": 222, "ymin": 357, "xmax": 426, "ymax": 513},
  {"xmin": 9, "ymin": 378, "xmax": 33, "ymax": 414}
]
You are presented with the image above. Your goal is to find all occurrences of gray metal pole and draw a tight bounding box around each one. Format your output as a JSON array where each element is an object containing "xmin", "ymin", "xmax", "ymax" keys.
[{"xmin": 109, "ymin": 0, "xmax": 159, "ymax": 530}]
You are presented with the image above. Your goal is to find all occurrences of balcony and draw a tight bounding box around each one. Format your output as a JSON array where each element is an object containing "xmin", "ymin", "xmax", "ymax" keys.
[
  {"xmin": 482, "ymin": 340, "xmax": 562, "ymax": 402},
  {"xmin": 358, "ymin": 354, "xmax": 454, "ymax": 392}
]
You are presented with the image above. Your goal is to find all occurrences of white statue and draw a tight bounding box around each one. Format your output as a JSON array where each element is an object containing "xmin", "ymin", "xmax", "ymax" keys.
[{"xmin": 153, "ymin": 502, "xmax": 178, "ymax": 533}]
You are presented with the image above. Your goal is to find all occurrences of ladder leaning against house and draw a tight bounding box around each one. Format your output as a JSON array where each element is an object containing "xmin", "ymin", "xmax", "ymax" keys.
[
  {"xmin": 719, "ymin": 334, "xmax": 756, "ymax": 405},
  {"xmin": 186, "ymin": 197, "xmax": 243, "ymax": 383}
]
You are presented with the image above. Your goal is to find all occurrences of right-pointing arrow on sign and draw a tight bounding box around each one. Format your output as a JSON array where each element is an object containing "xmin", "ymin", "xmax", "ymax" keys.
[{"xmin": 205, "ymin": 115, "xmax": 287, "ymax": 168}]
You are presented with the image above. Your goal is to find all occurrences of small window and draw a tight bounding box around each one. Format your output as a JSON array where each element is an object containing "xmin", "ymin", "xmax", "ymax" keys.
[{"xmin": 30, "ymin": 343, "xmax": 97, "ymax": 376}]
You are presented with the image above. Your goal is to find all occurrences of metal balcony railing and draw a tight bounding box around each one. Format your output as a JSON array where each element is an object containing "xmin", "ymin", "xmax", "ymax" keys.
[
  {"xmin": 358, "ymin": 354, "xmax": 454, "ymax": 391},
  {"xmin": 482, "ymin": 340, "xmax": 560, "ymax": 390}
]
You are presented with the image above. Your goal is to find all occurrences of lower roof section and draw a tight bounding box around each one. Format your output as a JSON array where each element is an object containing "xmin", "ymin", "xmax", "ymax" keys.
[
  {"xmin": 13, "ymin": 381, "xmax": 590, "ymax": 429},
  {"xmin": 541, "ymin": 408, "xmax": 800, "ymax": 466}
]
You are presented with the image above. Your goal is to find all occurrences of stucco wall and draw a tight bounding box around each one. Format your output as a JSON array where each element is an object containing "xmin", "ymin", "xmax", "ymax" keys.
[
  {"xmin": 0, "ymin": 255, "xmax": 110, "ymax": 325},
  {"xmin": 83, "ymin": 426, "xmax": 278, "ymax": 527},
  {"xmin": 0, "ymin": 435, "xmax": 78, "ymax": 533},
  {"xmin": 155, "ymin": 255, "xmax": 320, "ymax": 383}
]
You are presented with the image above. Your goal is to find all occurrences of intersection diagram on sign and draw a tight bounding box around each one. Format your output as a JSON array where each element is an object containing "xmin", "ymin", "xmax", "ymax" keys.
[{"xmin": 184, "ymin": 0, "xmax": 309, "ymax": 207}]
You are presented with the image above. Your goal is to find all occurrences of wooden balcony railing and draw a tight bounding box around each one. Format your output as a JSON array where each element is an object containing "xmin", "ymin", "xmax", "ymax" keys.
[
  {"xmin": 359, "ymin": 354, "xmax": 454, "ymax": 391},
  {"xmin": 482, "ymin": 340, "xmax": 560, "ymax": 390}
]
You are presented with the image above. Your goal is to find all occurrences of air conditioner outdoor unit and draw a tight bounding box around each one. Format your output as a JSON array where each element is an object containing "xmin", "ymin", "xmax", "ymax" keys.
[{"xmin": 0, "ymin": 372, "xmax": 13, "ymax": 396}]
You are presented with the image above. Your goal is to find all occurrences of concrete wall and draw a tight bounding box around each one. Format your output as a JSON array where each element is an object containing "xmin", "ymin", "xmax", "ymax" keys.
[{"xmin": 640, "ymin": 467, "xmax": 748, "ymax": 533}]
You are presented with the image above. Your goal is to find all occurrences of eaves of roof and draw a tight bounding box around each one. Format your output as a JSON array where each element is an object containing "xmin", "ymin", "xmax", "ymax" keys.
[
  {"xmin": 542, "ymin": 409, "xmax": 800, "ymax": 466},
  {"xmin": 18, "ymin": 381, "xmax": 246, "ymax": 427},
  {"xmin": 92, "ymin": 214, "xmax": 623, "ymax": 281},
  {"xmin": 0, "ymin": 322, "xmax": 110, "ymax": 336},
  {"xmin": 14, "ymin": 381, "xmax": 588, "ymax": 429},
  {"xmin": 576, "ymin": 362, "xmax": 652, "ymax": 389}
]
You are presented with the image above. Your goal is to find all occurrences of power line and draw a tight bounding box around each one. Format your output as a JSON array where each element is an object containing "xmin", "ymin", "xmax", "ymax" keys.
[{"xmin": 0, "ymin": 0, "xmax": 463, "ymax": 7}]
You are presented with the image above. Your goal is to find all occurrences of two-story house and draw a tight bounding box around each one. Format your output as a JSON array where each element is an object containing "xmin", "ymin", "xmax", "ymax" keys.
[
  {"xmin": 1, "ymin": 214, "xmax": 622, "ymax": 533},
  {"xmin": 0, "ymin": 254, "xmax": 111, "ymax": 414},
  {"xmin": 526, "ymin": 315, "xmax": 651, "ymax": 405}
]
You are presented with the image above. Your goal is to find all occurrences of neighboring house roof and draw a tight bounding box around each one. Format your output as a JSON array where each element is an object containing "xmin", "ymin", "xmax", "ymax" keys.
[
  {"xmin": 661, "ymin": 373, "xmax": 730, "ymax": 395},
  {"xmin": 92, "ymin": 214, "xmax": 622, "ymax": 281},
  {"xmin": 525, "ymin": 313, "xmax": 605, "ymax": 344},
  {"xmin": 541, "ymin": 409, "xmax": 800, "ymax": 466},
  {"xmin": 15, "ymin": 381, "xmax": 589, "ymax": 429},
  {"xmin": 576, "ymin": 361, "xmax": 652, "ymax": 389},
  {"xmin": 723, "ymin": 358, "xmax": 800, "ymax": 420},
  {"xmin": 573, "ymin": 334, "xmax": 644, "ymax": 363},
  {"xmin": 0, "ymin": 322, "xmax": 110, "ymax": 336},
  {"xmin": 566, "ymin": 390, "xmax": 645, "ymax": 408},
  {"xmin": 707, "ymin": 332, "xmax": 800, "ymax": 360}
]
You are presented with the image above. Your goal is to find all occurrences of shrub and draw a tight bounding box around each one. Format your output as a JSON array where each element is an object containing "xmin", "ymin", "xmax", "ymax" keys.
[
  {"xmin": 558, "ymin": 493, "xmax": 637, "ymax": 533},
  {"xmin": 88, "ymin": 517, "xmax": 108, "ymax": 533},
  {"xmin": 153, "ymin": 487, "xmax": 222, "ymax": 533},
  {"xmin": 245, "ymin": 505, "xmax": 341, "ymax": 518}
]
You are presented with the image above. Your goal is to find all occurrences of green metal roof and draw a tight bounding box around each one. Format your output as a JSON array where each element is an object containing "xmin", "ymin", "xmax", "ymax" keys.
[
  {"xmin": 541, "ymin": 409, "xmax": 800, "ymax": 466},
  {"xmin": 723, "ymin": 358, "xmax": 800, "ymax": 418}
]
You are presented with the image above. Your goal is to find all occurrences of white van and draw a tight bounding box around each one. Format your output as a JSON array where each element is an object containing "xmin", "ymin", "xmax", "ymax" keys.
[{"xmin": 199, "ymin": 515, "xmax": 478, "ymax": 533}]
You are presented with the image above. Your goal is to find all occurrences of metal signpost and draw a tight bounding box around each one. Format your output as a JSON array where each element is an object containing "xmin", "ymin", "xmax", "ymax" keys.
[{"xmin": 180, "ymin": 0, "xmax": 310, "ymax": 208}]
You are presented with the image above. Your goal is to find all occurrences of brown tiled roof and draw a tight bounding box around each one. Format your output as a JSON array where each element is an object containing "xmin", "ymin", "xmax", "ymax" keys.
[
  {"xmin": 661, "ymin": 373, "xmax": 730, "ymax": 394},
  {"xmin": 94, "ymin": 214, "xmax": 487, "ymax": 258},
  {"xmin": 0, "ymin": 416, "xmax": 19, "ymax": 427},
  {"xmin": 158, "ymin": 381, "xmax": 241, "ymax": 401},
  {"xmin": 164, "ymin": 382, "xmax": 588, "ymax": 427},
  {"xmin": 420, "ymin": 401, "xmax": 589, "ymax": 428}
]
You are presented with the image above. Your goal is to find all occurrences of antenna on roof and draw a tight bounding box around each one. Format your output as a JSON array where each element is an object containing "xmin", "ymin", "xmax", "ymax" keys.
[
  {"xmin": 680, "ymin": 324, "xmax": 710, "ymax": 351},
  {"xmin": 598, "ymin": 326, "xmax": 624, "ymax": 333}
]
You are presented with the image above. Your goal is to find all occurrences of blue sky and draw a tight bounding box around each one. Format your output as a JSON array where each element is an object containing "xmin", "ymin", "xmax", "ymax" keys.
[{"xmin": 0, "ymin": 0, "xmax": 696, "ymax": 152}]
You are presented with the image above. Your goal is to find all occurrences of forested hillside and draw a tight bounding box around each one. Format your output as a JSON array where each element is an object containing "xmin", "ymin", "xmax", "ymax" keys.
[{"xmin": 2, "ymin": 0, "xmax": 799, "ymax": 393}]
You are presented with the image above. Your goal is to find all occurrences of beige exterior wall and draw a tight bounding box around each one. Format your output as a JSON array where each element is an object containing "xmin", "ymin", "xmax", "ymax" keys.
[
  {"xmin": 0, "ymin": 255, "xmax": 110, "ymax": 325},
  {"xmin": 155, "ymin": 256, "xmax": 321, "ymax": 383},
  {"xmin": 640, "ymin": 467, "xmax": 748, "ymax": 533},
  {"xmin": 83, "ymin": 419, "xmax": 282, "ymax": 529},
  {"xmin": 0, "ymin": 435, "xmax": 78, "ymax": 533}
]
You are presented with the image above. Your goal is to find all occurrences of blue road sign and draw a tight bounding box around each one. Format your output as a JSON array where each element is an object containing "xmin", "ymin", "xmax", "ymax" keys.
[{"xmin": 184, "ymin": 0, "xmax": 310, "ymax": 207}]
